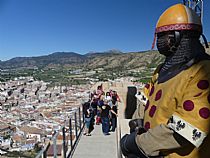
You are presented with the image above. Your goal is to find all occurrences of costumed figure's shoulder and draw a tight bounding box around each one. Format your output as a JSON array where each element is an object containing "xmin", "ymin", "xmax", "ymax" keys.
[
  {"xmin": 198, "ymin": 59, "xmax": 210, "ymax": 75},
  {"xmin": 187, "ymin": 59, "xmax": 210, "ymax": 80},
  {"xmin": 198, "ymin": 59, "xmax": 210, "ymax": 69}
]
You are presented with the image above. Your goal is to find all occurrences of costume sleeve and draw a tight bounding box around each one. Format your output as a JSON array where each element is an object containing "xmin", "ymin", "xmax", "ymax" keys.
[
  {"xmin": 168, "ymin": 65, "xmax": 210, "ymax": 147},
  {"xmin": 136, "ymin": 124, "xmax": 192, "ymax": 156}
]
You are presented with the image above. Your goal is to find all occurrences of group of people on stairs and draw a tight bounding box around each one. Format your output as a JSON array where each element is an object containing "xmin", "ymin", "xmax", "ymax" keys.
[{"xmin": 83, "ymin": 85, "xmax": 120, "ymax": 136}]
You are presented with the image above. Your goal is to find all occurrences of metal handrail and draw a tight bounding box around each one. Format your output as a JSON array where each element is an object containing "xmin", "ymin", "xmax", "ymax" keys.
[
  {"xmin": 67, "ymin": 107, "xmax": 85, "ymax": 158},
  {"xmin": 35, "ymin": 142, "xmax": 50, "ymax": 158},
  {"xmin": 35, "ymin": 105, "xmax": 85, "ymax": 158}
]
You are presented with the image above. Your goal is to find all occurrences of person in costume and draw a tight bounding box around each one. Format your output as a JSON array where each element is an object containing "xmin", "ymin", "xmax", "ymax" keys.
[{"xmin": 120, "ymin": 3, "xmax": 210, "ymax": 158}]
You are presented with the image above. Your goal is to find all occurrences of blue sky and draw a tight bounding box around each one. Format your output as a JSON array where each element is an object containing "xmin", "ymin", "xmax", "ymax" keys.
[{"xmin": 0, "ymin": 0, "xmax": 210, "ymax": 61}]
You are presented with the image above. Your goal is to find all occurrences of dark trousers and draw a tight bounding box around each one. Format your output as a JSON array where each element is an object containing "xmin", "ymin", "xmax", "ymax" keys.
[
  {"xmin": 88, "ymin": 116, "xmax": 95, "ymax": 133},
  {"xmin": 101, "ymin": 117, "xmax": 110, "ymax": 134},
  {"xmin": 111, "ymin": 117, "xmax": 117, "ymax": 132}
]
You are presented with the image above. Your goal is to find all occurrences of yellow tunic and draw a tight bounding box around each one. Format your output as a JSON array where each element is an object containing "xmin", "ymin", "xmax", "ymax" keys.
[{"xmin": 143, "ymin": 60, "xmax": 210, "ymax": 158}]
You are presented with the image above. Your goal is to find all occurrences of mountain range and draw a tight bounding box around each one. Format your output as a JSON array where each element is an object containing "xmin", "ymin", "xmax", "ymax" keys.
[
  {"xmin": 0, "ymin": 43, "xmax": 209, "ymax": 70},
  {"xmin": 0, "ymin": 50, "xmax": 164, "ymax": 70}
]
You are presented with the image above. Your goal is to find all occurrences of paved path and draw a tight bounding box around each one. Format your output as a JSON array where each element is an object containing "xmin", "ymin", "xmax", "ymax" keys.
[
  {"xmin": 72, "ymin": 123, "xmax": 118, "ymax": 158},
  {"xmin": 72, "ymin": 81, "xmax": 133, "ymax": 158}
]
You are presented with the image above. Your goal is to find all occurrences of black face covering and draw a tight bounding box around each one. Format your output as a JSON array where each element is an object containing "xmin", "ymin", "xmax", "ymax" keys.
[
  {"xmin": 156, "ymin": 31, "xmax": 209, "ymax": 83},
  {"xmin": 157, "ymin": 32, "xmax": 176, "ymax": 56}
]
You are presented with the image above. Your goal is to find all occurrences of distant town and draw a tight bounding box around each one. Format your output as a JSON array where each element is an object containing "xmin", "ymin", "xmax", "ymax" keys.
[
  {"xmin": 0, "ymin": 74, "xmax": 142, "ymax": 157},
  {"xmin": 0, "ymin": 76, "xmax": 91, "ymax": 156}
]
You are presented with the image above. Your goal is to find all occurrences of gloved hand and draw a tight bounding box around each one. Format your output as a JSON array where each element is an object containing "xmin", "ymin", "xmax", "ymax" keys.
[
  {"xmin": 129, "ymin": 119, "xmax": 145, "ymax": 133},
  {"xmin": 120, "ymin": 132, "xmax": 148, "ymax": 158}
]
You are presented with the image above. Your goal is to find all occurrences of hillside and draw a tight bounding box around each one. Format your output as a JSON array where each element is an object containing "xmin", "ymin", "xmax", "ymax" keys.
[
  {"xmin": 0, "ymin": 50, "xmax": 163, "ymax": 70},
  {"xmin": 0, "ymin": 52, "xmax": 86, "ymax": 69},
  {"xmin": 1, "ymin": 45, "xmax": 209, "ymax": 85},
  {"xmin": 1, "ymin": 42, "xmax": 209, "ymax": 70},
  {"xmin": 84, "ymin": 50, "xmax": 163, "ymax": 70}
]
